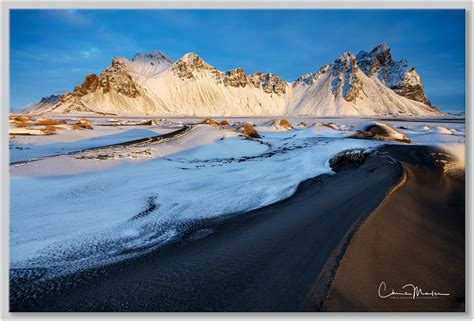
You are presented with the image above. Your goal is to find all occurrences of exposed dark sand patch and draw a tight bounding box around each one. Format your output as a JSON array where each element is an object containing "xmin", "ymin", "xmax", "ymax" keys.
[
  {"xmin": 131, "ymin": 196, "xmax": 159, "ymax": 220},
  {"xmin": 322, "ymin": 145, "xmax": 465, "ymax": 312}
]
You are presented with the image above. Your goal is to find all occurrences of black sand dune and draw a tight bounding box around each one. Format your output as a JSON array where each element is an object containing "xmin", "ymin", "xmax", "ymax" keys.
[
  {"xmin": 323, "ymin": 145, "xmax": 465, "ymax": 312},
  {"xmin": 9, "ymin": 145, "xmax": 464, "ymax": 312}
]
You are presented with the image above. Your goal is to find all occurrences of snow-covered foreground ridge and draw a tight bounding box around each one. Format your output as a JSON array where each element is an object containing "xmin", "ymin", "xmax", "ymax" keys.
[
  {"xmin": 27, "ymin": 44, "xmax": 439, "ymax": 117},
  {"xmin": 9, "ymin": 118, "xmax": 464, "ymax": 278},
  {"xmin": 9, "ymin": 125, "xmax": 377, "ymax": 277}
]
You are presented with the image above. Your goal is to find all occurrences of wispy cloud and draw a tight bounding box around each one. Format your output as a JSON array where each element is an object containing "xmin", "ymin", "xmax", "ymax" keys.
[
  {"xmin": 43, "ymin": 9, "xmax": 92, "ymax": 28},
  {"xmin": 80, "ymin": 47, "xmax": 100, "ymax": 58}
]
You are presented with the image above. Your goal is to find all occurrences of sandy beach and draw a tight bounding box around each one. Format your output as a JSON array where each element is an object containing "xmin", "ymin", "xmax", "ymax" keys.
[{"xmin": 322, "ymin": 145, "xmax": 465, "ymax": 312}]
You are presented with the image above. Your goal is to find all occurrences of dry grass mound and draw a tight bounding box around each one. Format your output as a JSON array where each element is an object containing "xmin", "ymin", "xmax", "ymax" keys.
[
  {"xmin": 203, "ymin": 118, "xmax": 221, "ymax": 127},
  {"xmin": 78, "ymin": 118, "xmax": 91, "ymax": 125},
  {"xmin": 240, "ymin": 124, "xmax": 260, "ymax": 138},
  {"xmin": 278, "ymin": 119, "xmax": 293, "ymax": 129},
  {"xmin": 220, "ymin": 120, "xmax": 230, "ymax": 126},
  {"xmin": 36, "ymin": 118, "xmax": 67, "ymax": 126},
  {"xmin": 41, "ymin": 125, "xmax": 64, "ymax": 135},
  {"xmin": 15, "ymin": 121, "xmax": 32, "ymax": 128},
  {"xmin": 10, "ymin": 115, "xmax": 33, "ymax": 122},
  {"xmin": 73, "ymin": 118, "xmax": 93, "ymax": 130}
]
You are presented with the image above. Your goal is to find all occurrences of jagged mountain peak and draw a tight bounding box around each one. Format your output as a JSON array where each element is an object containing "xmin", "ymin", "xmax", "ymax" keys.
[
  {"xmin": 106, "ymin": 51, "xmax": 174, "ymax": 79},
  {"xmin": 335, "ymin": 51, "xmax": 357, "ymax": 61},
  {"xmin": 177, "ymin": 52, "xmax": 212, "ymax": 67},
  {"xmin": 331, "ymin": 52, "xmax": 358, "ymax": 71},
  {"xmin": 356, "ymin": 43, "xmax": 394, "ymax": 75},
  {"xmin": 371, "ymin": 42, "xmax": 390, "ymax": 54},
  {"xmin": 356, "ymin": 43, "xmax": 432, "ymax": 106},
  {"xmin": 132, "ymin": 50, "xmax": 174, "ymax": 64},
  {"xmin": 111, "ymin": 56, "xmax": 129, "ymax": 66},
  {"xmin": 357, "ymin": 43, "xmax": 390, "ymax": 59},
  {"xmin": 171, "ymin": 52, "xmax": 217, "ymax": 79}
]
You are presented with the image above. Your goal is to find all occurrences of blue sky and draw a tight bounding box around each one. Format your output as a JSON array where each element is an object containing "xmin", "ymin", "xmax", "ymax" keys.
[{"xmin": 10, "ymin": 9, "xmax": 465, "ymax": 112}]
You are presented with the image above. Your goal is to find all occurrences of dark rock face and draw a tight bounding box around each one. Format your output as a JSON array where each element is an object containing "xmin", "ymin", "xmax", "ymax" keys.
[
  {"xmin": 293, "ymin": 53, "xmax": 363, "ymax": 103},
  {"xmin": 171, "ymin": 53, "xmax": 288, "ymax": 95},
  {"xmin": 52, "ymin": 57, "xmax": 143, "ymax": 113},
  {"xmin": 171, "ymin": 52, "xmax": 217, "ymax": 79},
  {"xmin": 356, "ymin": 43, "xmax": 432, "ymax": 106},
  {"xmin": 330, "ymin": 53, "xmax": 362, "ymax": 102},
  {"xmin": 219, "ymin": 68, "xmax": 288, "ymax": 95},
  {"xmin": 132, "ymin": 51, "xmax": 173, "ymax": 65},
  {"xmin": 66, "ymin": 58, "xmax": 141, "ymax": 102},
  {"xmin": 248, "ymin": 72, "xmax": 287, "ymax": 95},
  {"xmin": 293, "ymin": 65, "xmax": 330, "ymax": 87},
  {"xmin": 329, "ymin": 149, "xmax": 368, "ymax": 172},
  {"xmin": 25, "ymin": 94, "xmax": 63, "ymax": 113},
  {"xmin": 97, "ymin": 58, "xmax": 141, "ymax": 97},
  {"xmin": 73, "ymin": 74, "xmax": 99, "ymax": 96},
  {"xmin": 222, "ymin": 68, "xmax": 248, "ymax": 88},
  {"xmin": 390, "ymin": 82, "xmax": 430, "ymax": 105},
  {"xmin": 39, "ymin": 94, "xmax": 62, "ymax": 105}
]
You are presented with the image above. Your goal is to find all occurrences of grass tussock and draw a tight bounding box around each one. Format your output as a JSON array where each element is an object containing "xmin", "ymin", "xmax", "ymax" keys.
[
  {"xmin": 36, "ymin": 118, "xmax": 67, "ymax": 126},
  {"xmin": 15, "ymin": 121, "xmax": 32, "ymax": 128},
  {"xmin": 240, "ymin": 124, "xmax": 260, "ymax": 138},
  {"xmin": 73, "ymin": 118, "xmax": 93, "ymax": 130},
  {"xmin": 41, "ymin": 125, "xmax": 64, "ymax": 135},
  {"xmin": 220, "ymin": 120, "xmax": 230, "ymax": 126},
  {"xmin": 10, "ymin": 115, "xmax": 33, "ymax": 122},
  {"xmin": 278, "ymin": 119, "xmax": 293, "ymax": 129},
  {"xmin": 203, "ymin": 118, "xmax": 221, "ymax": 127}
]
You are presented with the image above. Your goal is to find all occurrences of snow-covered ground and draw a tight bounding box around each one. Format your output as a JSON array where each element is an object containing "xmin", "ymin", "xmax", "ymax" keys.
[
  {"xmin": 10, "ymin": 125, "xmax": 178, "ymax": 163},
  {"xmin": 9, "ymin": 117, "xmax": 465, "ymax": 279}
]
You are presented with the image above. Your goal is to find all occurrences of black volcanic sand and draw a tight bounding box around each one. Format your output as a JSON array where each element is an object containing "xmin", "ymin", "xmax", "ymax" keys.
[
  {"xmin": 323, "ymin": 145, "xmax": 465, "ymax": 312},
  {"xmin": 9, "ymin": 145, "xmax": 464, "ymax": 312}
]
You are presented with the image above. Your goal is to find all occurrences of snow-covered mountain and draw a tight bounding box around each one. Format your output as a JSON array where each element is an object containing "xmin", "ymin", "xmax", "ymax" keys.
[
  {"xmin": 289, "ymin": 52, "xmax": 437, "ymax": 116},
  {"xmin": 26, "ymin": 44, "xmax": 440, "ymax": 117},
  {"xmin": 356, "ymin": 43, "xmax": 432, "ymax": 106}
]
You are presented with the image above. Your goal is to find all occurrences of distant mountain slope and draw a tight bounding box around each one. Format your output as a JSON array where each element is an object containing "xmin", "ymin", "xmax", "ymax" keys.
[{"xmin": 25, "ymin": 44, "xmax": 440, "ymax": 117}]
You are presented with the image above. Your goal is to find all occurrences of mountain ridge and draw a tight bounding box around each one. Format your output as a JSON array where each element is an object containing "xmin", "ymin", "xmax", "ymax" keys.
[{"xmin": 26, "ymin": 44, "xmax": 439, "ymax": 117}]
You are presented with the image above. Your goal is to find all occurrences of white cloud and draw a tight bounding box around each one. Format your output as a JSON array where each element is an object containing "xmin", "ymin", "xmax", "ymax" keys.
[
  {"xmin": 45, "ymin": 10, "xmax": 91, "ymax": 28},
  {"xmin": 80, "ymin": 47, "xmax": 100, "ymax": 58}
]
